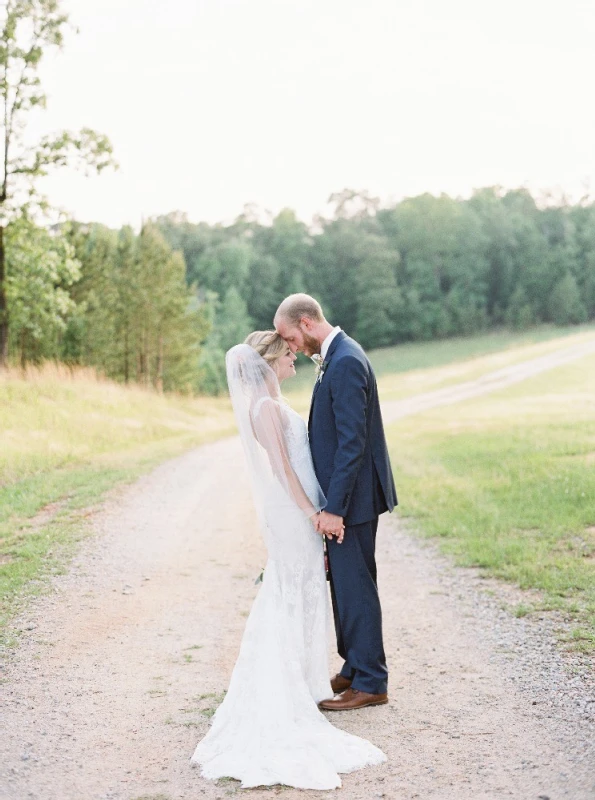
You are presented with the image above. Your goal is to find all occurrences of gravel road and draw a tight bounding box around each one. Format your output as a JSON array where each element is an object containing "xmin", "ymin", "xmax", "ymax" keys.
[{"xmin": 1, "ymin": 340, "xmax": 594, "ymax": 800}]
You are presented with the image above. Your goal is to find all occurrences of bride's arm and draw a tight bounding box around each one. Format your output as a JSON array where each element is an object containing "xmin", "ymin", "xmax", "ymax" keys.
[{"xmin": 252, "ymin": 399, "xmax": 320, "ymax": 519}]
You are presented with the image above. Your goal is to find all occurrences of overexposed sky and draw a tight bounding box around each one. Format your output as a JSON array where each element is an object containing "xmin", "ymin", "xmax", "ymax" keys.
[{"xmin": 30, "ymin": 0, "xmax": 595, "ymax": 228}]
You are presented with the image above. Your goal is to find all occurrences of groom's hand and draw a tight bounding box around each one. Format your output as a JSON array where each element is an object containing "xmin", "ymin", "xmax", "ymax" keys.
[{"xmin": 317, "ymin": 511, "xmax": 345, "ymax": 543}]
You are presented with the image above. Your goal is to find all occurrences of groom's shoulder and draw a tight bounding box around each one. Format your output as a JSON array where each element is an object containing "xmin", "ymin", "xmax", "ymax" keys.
[
  {"xmin": 334, "ymin": 335, "xmax": 379, "ymax": 384},
  {"xmin": 332, "ymin": 335, "xmax": 375, "ymax": 382},
  {"xmin": 336, "ymin": 334, "xmax": 368, "ymax": 363}
]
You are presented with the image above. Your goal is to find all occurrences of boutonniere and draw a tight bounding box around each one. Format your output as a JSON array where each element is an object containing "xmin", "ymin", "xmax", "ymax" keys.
[{"xmin": 311, "ymin": 354, "xmax": 327, "ymax": 382}]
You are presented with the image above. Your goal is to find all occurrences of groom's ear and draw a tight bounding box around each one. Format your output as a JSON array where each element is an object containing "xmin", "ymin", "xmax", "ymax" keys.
[{"xmin": 300, "ymin": 316, "xmax": 314, "ymax": 331}]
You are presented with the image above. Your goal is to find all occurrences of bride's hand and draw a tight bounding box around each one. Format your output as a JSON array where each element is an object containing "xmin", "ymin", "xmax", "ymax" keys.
[
  {"xmin": 310, "ymin": 512, "xmax": 330, "ymax": 538},
  {"xmin": 317, "ymin": 511, "xmax": 345, "ymax": 542}
]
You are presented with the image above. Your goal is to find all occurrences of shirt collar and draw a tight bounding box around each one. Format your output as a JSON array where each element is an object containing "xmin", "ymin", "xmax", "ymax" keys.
[{"xmin": 320, "ymin": 326, "xmax": 342, "ymax": 360}]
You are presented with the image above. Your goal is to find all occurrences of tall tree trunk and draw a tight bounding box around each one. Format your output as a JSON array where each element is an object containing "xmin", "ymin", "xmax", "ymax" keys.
[
  {"xmin": 156, "ymin": 334, "xmax": 164, "ymax": 393},
  {"xmin": 0, "ymin": 225, "xmax": 8, "ymax": 368},
  {"xmin": 123, "ymin": 327, "xmax": 129, "ymax": 383},
  {"xmin": 144, "ymin": 328, "xmax": 150, "ymax": 386}
]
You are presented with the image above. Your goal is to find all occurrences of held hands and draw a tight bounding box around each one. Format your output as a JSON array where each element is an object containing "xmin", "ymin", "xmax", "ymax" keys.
[{"xmin": 312, "ymin": 511, "xmax": 345, "ymax": 544}]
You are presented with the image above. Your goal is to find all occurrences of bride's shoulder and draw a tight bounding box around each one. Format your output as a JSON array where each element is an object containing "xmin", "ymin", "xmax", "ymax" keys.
[
  {"xmin": 251, "ymin": 396, "xmax": 298, "ymax": 424},
  {"xmin": 251, "ymin": 395, "xmax": 283, "ymax": 416}
]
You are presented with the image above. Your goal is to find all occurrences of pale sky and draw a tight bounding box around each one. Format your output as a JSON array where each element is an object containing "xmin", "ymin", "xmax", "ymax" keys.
[{"xmin": 30, "ymin": 0, "xmax": 595, "ymax": 229}]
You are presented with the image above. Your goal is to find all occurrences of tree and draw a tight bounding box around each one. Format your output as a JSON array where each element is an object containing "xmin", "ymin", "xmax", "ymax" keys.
[
  {"xmin": 196, "ymin": 292, "xmax": 226, "ymax": 396},
  {"xmin": 388, "ymin": 194, "xmax": 488, "ymax": 337},
  {"xmin": 193, "ymin": 239, "xmax": 252, "ymax": 298},
  {"xmin": 198, "ymin": 287, "xmax": 253, "ymax": 395},
  {"xmin": 327, "ymin": 188, "xmax": 380, "ymax": 221},
  {"xmin": 548, "ymin": 273, "xmax": 587, "ymax": 325},
  {"xmin": 62, "ymin": 222, "xmax": 208, "ymax": 391},
  {"xmin": 63, "ymin": 222, "xmax": 120, "ymax": 372},
  {"xmin": 143, "ymin": 186, "xmax": 595, "ymax": 375},
  {"xmin": 0, "ymin": 0, "xmax": 116, "ymax": 366},
  {"xmin": 311, "ymin": 217, "xmax": 369, "ymax": 331},
  {"xmin": 5, "ymin": 215, "xmax": 79, "ymax": 365},
  {"xmin": 259, "ymin": 208, "xmax": 312, "ymax": 298},
  {"xmin": 504, "ymin": 286, "xmax": 534, "ymax": 329},
  {"xmin": 131, "ymin": 224, "xmax": 210, "ymax": 392},
  {"xmin": 569, "ymin": 203, "xmax": 595, "ymax": 320},
  {"xmin": 499, "ymin": 189, "xmax": 550, "ymax": 322},
  {"xmin": 467, "ymin": 187, "xmax": 518, "ymax": 321},
  {"xmin": 216, "ymin": 286, "xmax": 253, "ymax": 353},
  {"xmin": 354, "ymin": 244, "xmax": 402, "ymax": 348},
  {"xmin": 113, "ymin": 225, "xmax": 139, "ymax": 383},
  {"xmin": 246, "ymin": 252, "xmax": 281, "ymax": 330}
]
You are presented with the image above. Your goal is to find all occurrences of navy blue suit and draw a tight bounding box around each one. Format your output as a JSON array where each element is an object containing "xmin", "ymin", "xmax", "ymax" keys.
[{"xmin": 308, "ymin": 331, "xmax": 397, "ymax": 695}]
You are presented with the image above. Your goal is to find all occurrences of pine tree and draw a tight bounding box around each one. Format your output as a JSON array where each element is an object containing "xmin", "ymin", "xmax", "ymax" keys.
[{"xmin": 548, "ymin": 273, "xmax": 587, "ymax": 325}]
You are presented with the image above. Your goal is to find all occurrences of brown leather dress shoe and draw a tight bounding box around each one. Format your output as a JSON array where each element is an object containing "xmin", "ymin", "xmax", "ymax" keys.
[
  {"xmin": 330, "ymin": 673, "xmax": 352, "ymax": 694},
  {"xmin": 318, "ymin": 687, "xmax": 388, "ymax": 711}
]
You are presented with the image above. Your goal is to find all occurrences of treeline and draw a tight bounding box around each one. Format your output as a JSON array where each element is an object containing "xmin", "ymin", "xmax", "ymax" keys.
[
  {"xmin": 5, "ymin": 217, "xmax": 207, "ymax": 392},
  {"xmin": 3, "ymin": 187, "xmax": 595, "ymax": 394},
  {"xmin": 154, "ymin": 187, "xmax": 595, "ymax": 391},
  {"xmin": 2, "ymin": 4, "xmax": 594, "ymax": 396}
]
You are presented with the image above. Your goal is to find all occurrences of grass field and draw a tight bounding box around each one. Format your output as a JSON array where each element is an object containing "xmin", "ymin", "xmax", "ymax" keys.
[
  {"xmin": 0, "ymin": 364, "xmax": 234, "ymax": 646},
  {"xmin": 387, "ymin": 351, "xmax": 595, "ymax": 651}
]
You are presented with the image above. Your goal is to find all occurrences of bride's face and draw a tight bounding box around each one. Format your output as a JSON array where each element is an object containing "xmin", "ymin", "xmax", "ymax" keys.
[{"xmin": 275, "ymin": 347, "xmax": 297, "ymax": 382}]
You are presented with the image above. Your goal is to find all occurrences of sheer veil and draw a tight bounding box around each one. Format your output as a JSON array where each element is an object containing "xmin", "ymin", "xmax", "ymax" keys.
[{"xmin": 225, "ymin": 344, "xmax": 325, "ymax": 529}]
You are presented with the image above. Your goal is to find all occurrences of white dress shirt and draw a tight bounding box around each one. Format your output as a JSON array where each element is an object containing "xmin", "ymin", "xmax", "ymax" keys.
[{"xmin": 320, "ymin": 326, "xmax": 342, "ymax": 360}]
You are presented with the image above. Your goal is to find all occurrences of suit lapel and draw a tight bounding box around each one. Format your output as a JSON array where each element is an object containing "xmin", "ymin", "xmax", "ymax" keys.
[
  {"xmin": 308, "ymin": 379, "xmax": 318, "ymax": 429},
  {"xmin": 325, "ymin": 330, "xmax": 346, "ymax": 362},
  {"xmin": 308, "ymin": 331, "xmax": 347, "ymax": 429}
]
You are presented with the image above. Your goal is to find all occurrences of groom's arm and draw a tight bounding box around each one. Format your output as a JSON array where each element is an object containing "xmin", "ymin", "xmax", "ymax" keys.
[{"xmin": 323, "ymin": 354, "xmax": 369, "ymax": 518}]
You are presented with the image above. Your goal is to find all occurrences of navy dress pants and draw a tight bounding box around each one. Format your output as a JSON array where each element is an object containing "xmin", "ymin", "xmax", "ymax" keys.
[{"xmin": 326, "ymin": 517, "xmax": 388, "ymax": 695}]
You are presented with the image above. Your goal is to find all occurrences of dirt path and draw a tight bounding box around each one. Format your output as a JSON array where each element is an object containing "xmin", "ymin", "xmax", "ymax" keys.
[
  {"xmin": 382, "ymin": 336, "xmax": 595, "ymax": 423},
  {"xmin": 2, "ymin": 340, "xmax": 595, "ymax": 800}
]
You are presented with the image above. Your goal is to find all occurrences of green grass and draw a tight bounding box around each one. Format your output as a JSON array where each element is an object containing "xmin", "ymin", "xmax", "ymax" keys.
[
  {"xmin": 369, "ymin": 323, "xmax": 595, "ymax": 377},
  {"xmin": 388, "ymin": 351, "xmax": 595, "ymax": 650},
  {"xmin": 375, "ymin": 326, "xmax": 595, "ymax": 402},
  {"xmin": 284, "ymin": 324, "xmax": 595, "ymax": 412},
  {"xmin": 0, "ymin": 363, "xmax": 234, "ymax": 486},
  {"xmin": 0, "ymin": 363, "xmax": 235, "ymax": 649}
]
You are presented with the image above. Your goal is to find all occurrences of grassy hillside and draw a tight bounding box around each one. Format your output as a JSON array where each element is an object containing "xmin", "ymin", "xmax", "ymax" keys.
[
  {"xmin": 387, "ymin": 349, "xmax": 595, "ymax": 651},
  {"xmin": 0, "ymin": 363, "xmax": 234, "ymax": 486},
  {"xmin": 0, "ymin": 364, "xmax": 234, "ymax": 647}
]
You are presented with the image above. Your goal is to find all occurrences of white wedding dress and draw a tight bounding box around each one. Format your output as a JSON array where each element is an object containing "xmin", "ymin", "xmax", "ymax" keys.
[{"xmin": 191, "ymin": 364, "xmax": 386, "ymax": 790}]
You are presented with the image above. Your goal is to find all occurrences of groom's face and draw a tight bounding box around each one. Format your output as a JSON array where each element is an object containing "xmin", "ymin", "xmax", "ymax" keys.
[{"xmin": 276, "ymin": 317, "xmax": 321, "ymax": 358}]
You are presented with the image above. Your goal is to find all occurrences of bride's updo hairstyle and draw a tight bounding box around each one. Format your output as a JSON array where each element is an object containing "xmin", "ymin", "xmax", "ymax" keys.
[{"xmin": 244, "ymin": 330, "xmax": 287, "ymax": 375}]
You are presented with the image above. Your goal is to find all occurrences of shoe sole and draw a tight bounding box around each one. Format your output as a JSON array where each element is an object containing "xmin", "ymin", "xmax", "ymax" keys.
[{"xmin": 319, "ymin": 698, "xmax": 389, "ymax": 711}]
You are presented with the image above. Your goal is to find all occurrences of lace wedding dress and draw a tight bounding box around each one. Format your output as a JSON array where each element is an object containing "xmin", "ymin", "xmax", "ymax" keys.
[{"xmin": 191, "ymin": 345, "xmax": 386, "ymax": 790}]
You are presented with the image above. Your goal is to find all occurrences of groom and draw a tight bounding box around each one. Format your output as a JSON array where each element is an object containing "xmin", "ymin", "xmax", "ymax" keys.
[{"xmin": 275, "ymin": 294, "xmax": 397, "ymax": 711}]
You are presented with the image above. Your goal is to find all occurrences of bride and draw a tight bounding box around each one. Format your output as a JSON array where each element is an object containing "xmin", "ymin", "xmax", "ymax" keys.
[{"xmin": 191, "ymin": 331, "xmax": 386, "ymax": 790}]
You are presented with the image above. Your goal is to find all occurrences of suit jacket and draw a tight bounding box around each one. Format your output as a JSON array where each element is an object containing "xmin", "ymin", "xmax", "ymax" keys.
[{"xmin": 308, "ymin": 331, "xmax": 397, "ymax": 526}]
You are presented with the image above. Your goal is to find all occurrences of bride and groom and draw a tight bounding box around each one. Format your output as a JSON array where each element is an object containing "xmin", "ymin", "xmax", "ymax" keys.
[{"xmin": 192, "ymin": 293, "xmax": 397, "ymax": 790}]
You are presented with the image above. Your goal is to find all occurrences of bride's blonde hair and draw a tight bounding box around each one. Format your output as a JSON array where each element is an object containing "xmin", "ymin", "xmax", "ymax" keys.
[{"xmin": 244, "ymin": 330, "xmax": 288, "ymax": 370}]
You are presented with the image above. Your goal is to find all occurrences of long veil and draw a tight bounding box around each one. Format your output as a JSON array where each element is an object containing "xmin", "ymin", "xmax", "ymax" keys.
[{"xmin": 225, "ymin": 344, "xmax": 325, "ymax": 533}]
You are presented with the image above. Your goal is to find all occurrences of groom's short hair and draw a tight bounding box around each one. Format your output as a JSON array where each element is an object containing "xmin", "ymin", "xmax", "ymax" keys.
[{"xmin": 275, "ymin": 294, "xmax": 325, "ymax": 326}]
